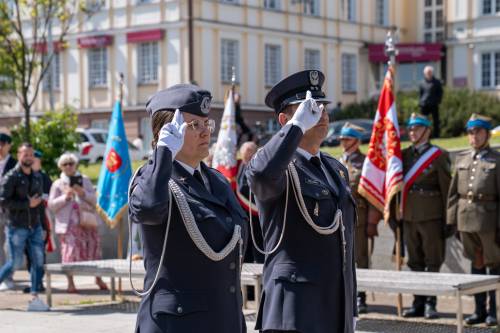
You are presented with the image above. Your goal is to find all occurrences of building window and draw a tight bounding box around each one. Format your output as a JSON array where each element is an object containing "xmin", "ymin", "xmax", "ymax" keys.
[
  {"xmin": 137, "ymin": 0, "xmax": 152, "ymax": 3},
  {"xmin": 481, "ymin": 51, "xmax": 500, "ymax": 88},
  {"xmin": 424, "ymin": 11, "xmax": 433, "ymax": 29},
  {"xmin": 435, "ymin": 31, "xmax": 444, "ymax": 42},
  {"xmin": 138, "ymin": 42, "xmax": 159, "ymax": 84},
  {"xmin": 436, "ymin": 0, "xmax": 442, "ymax": 4},
  {"xmin": 424, "ymin": 32, "xmax": 433, "ymax": 42},
  {"xmin": 375, "ymin": 0, "xmax": 387, "ymax": 25},
  {"xmin": 347, "ymin": 0, "xmax": 356, "ymax": 21},
  {"xmin": 221, "ymin": 39, "xmax": 239, "ymax": 83},
  {"xmin": 436, "ymin": 9, "xmax": 443, "ymax": 27},
  {"xmin": 43, "ymin": 53, "xmax": 60, "ymax": 90},
  {"xmin": 91, "ymin": 119, "xmax": 109, "ymax": 129},
  {"xmin": 86, "ymin": 0, "xmax": 105, "ymax": 11},
  {"xmin": 220, "ymin": 0, "xmax": 238, "ymax": 3},
  {"xmin": 265, "ymin": 44, "xmax": 281, "ymax": 87},
  {"xmin": 483, "ymin": 0, "xmax": 492, "ymax": 14},
  {"xmin": 342, "ymin": 53, "xmax": 357, "ymax": 93},
  {"xmin": 264, "ymin": 0, "xmax": 280, "ymax": 10},
  {"xmin": 88, "ymin": 48, "xmax": 107, "ymax": 87},
  {"xmin": 304, "ymin": 49, "xmax": 321, "ymax": 70},
  {"xmin": 303, "ymin": 0, "xmax": 319, "ymax": 16},
  {"xmin": 482, "ymin": 0, "xmax": 499, "ymax": 14},
  {"xmin": 425, "ymin": 0, "xmax": 432, "ymax": 6}
]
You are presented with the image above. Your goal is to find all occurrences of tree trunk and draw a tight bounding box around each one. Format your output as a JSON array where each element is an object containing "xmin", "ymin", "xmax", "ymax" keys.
[{"xmin": 23, "ymin": 98, "xmax": 30, "ymax": 142}]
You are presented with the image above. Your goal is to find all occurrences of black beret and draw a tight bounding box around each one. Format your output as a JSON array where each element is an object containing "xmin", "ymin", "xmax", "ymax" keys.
[
  {"xmin": 265, "ymin": 70, "xmax": 331, "ymax": 114},
  {"xmin": 0, "ymin": 133, "xmax": 12, "ymax": 143},
  {"xmin": 146, "ymin": 84, "xmax": 212, "ymax": 117}
]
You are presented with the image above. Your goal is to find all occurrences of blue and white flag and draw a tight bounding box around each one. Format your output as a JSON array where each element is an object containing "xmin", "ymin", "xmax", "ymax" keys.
[{"xmin": 96, "ymin": 100, "xmax": 132, "ymax": 228}]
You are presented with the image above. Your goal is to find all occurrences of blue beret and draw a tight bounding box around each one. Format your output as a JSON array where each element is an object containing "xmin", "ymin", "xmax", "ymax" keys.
[
  {"xmin": 0, "ymin": 133, "xmax": 12, "ymax": 143},
  {"xmin": 265, "ymin": 70, "xmax": 331, "ymax": 114},
  {"xmin": 340, "ymin": 127, "xmax": 363, "ymax": 140},
  {"xmin": 466, "ymin": 114, "xmax": 492, "ymax": 130},
  {"xmin": 407, "ymin": 113, "xmax": 431, "ymax": 128},
  {"xmin": 146, "ymin": 84, "xmax": 212, "ymax": 117}
]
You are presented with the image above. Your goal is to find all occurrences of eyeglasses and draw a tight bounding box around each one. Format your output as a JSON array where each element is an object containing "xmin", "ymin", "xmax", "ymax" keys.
[
  {"xmin": 186, "ymin": 119, "xmax": 216, "ymax": 133},
  {"xmin": 62, "ymin": 162, "xmax": 75, "ymax": 167}
]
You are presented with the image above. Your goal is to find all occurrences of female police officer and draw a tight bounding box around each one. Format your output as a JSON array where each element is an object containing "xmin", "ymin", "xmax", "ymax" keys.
[{"xmin": 128, "ymin": 84, "xmax": 248, "ymax": 333}]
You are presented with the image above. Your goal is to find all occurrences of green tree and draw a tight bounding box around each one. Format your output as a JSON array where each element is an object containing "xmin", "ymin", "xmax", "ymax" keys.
[
  {"xmin": 10, "ymin": 106, "xmax": 80, "ymax": 178},
  {"xmin": 0, "ymin": 0, "xmax": 99, "ymax": 141}
]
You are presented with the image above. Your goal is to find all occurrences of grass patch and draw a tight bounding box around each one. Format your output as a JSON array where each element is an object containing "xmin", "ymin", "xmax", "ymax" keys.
[{"xmin": 80, "ymin": 160, "xmax": 145, "ymax": 185}]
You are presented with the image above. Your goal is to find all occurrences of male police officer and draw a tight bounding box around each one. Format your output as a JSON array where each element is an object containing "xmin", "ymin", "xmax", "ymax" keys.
[
  {"xmin": 400, "ymin": 113, "xmax": 451, "ymax": 319},
  {"xmin": 247, "ymin": 70, "xmax": 357, "ymax": 333},
  {"xmin": 339, "ymin": 123, "xmax": 381, "ymax": 314},
  {"xmin": 447, "ymin": 114, "xmax": 499, "ymax": 326}
]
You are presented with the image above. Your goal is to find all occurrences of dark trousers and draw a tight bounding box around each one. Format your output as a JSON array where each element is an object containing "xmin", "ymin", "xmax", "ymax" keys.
[{"xmin": 420, "ymin": 105, "xmax": 440, "ymax": 138}]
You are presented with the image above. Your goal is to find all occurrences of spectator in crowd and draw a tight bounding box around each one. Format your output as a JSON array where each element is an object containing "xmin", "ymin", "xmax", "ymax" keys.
[
  {"xmin": 419, "ymin": 66, "xmax": 443, "ymax": 138},
  {"xmin": 236, "ymin": 141, "xmax": 263, "ymax": 264},
  {"xmin": 48, "ymin": 153, "xmax": 107, "ymax": 293},
  {"xmin": 234, "ymin": 93, "xmax": 254, "ymax": 144},
  {"xmin": 0, "ymin": 133, "xmax": 16, "ymax": 289},
  {"xmin": 23, "ymin": 150, "xmax": 53, "ymax": 293},
  {"xmin": 0, "ymin": 143, "xmax": 49, "ymax": 311},
  {"xmin": 133, "ymin": 134, "xmax": 144, "ymax": 159}
]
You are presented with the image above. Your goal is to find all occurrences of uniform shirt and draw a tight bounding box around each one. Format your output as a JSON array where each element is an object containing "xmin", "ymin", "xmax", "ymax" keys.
[
  {"xmin": 296, "ymin": 147, "xmax": 337, "ymax": 189},
  {"xmin": 176, "ymin": 159, "xmax": 211, "ymax": 192}
]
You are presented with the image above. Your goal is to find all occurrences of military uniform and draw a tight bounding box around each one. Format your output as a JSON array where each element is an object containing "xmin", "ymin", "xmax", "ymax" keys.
[
  {"xmin": 247, "ymin": 70, "xmax": 357, "ymax": 333},
  {"xmin": 129, "ymin": 85, "xmax": 248, "ymax": 333},
  {"xmin": 447, "ymin": 114, "xmax": 499, "ymax": 326},
  {"xmin": 400, "ymin": 114, "xmax": 451, "ymax": 318}
]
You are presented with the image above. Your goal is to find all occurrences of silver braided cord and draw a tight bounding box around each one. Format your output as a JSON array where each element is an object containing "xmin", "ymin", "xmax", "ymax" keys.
[
  {"xmin": 169, "ymin": 180, "xmax": 242, "ymax": 262},
  {"xmin": 288, "ymin": 163, "xmax": 342, "ymax": 235},
  {"xmin": 248, "ymin": 171, "xmax": 290, "ymax": 256},
  {"xmin": 128, "ymin": 166, "xmax": 173, "ymax": 297}
]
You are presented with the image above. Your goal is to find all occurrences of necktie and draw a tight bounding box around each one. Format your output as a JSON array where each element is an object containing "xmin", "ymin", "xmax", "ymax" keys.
[
  {"xmin": 310, "ymin": 156, "xmax": 322, "ymax": 170},
  {"xmin": 193, "ymin": 170, "xmax": 205, "ymax": 189}
]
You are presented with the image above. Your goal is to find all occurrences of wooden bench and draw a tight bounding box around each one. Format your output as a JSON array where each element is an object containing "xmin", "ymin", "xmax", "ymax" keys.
[{"xmin": 45, "ymin": 260, "xmax": 500, "ymax": 333}]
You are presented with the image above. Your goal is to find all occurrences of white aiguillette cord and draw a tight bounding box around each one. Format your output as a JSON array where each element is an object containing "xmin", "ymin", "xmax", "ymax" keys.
[
  {"xmin": 248, "ymin": 162, "xmax": 346, "ymax": 266},
  {"xmin": 128, "ymin": 168, "xmax": 241, "ymax": 297}
]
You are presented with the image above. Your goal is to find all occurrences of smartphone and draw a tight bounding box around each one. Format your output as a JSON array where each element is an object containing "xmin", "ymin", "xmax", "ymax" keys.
[{"xmin": 69, "ymin": 175, "xmax": 83, "ymax": 187}]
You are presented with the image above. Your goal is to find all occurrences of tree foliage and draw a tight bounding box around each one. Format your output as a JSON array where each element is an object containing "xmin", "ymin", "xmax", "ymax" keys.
[
  {"xmin": 10, "ymin": 106, "xmax": 80, "ymax": 178},
  {"xmin": 0, "ymin": 0, "xmax": 97, "ymax": 141}
]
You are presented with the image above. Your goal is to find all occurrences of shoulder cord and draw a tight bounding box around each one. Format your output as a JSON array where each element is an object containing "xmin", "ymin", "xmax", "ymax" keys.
[
  {"xmin": 128, "ymin": 168, "xmax": 241, "ymax": 297},
  {"xmin": 248, "ymin": 163, "xmax": 346, "ymax": 265}
]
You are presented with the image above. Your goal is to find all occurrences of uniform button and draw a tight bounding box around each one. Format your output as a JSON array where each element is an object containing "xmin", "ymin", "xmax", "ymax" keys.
[
  {"xmin": 279, "ymin": 131, "xmax": 285, "ymax": 137},
  {"xmin": 470, "ymin": 176, "xmax": 474, "ymax": 180},
  {"xmin": 229, "ymin": 262, "xmax": 236, "ymax": 270},
  {"xmin": 322, "ymin": 189, "xmax": 328, "ymax": 195},
  {"xmin": 226, "ymin": 217, "xmax": 232, "ymax": 223},
  {"xmin": 196, "ymin": 213, "xmax": 202, "ymax": 219},
  {"xmin": 469, "ymin": 183, "xmax": 473, "ymax": 187},
  {"xmin": 472, "ymin": 169, "xmax": 476, "ymax": 172},
  {"xmin": 229, "ymin": 286, "xmax": 236, "ymax": 293},
  {"xmin": 290, "ymin": 273, "xmax": 297, "ymax": 282},
  {"xmin": 315, "ymin": 193, "xmax": 320, "ymax": 198},
  {"xmin": 177, "ymin": 306, "xmax": 183, "ymax": 314},
  {"xmin": 473, "ymin": 161, "xmax": 478, "ymax": 165}
]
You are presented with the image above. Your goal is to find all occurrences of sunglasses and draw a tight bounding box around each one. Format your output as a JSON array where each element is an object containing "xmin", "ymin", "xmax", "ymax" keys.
[{"xmin": 62, "ymin": 162, "xmax": 75, "ymax": 167}]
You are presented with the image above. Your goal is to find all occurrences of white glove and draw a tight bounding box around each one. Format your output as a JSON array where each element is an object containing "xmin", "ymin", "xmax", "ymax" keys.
[
  {"xmin": 157, "ymin": 109, "xmax": 187, "ymax": 158},
  {"xmin": 353, "ymin": 317, "xmax": 358, "ymax": 330},
  {"xmin": 287, "ymin": 90, "xmax": 321, "ymax": 133}
]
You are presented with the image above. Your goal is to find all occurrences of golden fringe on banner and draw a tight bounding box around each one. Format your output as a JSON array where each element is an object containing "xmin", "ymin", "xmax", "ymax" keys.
[{"xmin": 96, "ymin": 201, "xmax": 128, "ymax": 229}]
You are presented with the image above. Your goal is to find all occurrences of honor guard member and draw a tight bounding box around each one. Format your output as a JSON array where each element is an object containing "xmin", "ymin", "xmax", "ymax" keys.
[
  {"xmin": 128, "ymin": 84, "xmax": 248, "ymax": 333},
  {"xmin": 399, "ymin": 113, "xmax": 451, "ymax": 319},
  {"xmin": 447, "ymin": 114, "xmax": 499, "ymax": 327},
  {"xmin": 246, "ymin": 70, "xmax": 358, "ymax": 333},
  {"xmin": 236, "ymin": 142, "xmax": 264, "ymax": 263},
  {"xmin": 339, "ymin": 123, "xmax": 382, "ymax": 314}
]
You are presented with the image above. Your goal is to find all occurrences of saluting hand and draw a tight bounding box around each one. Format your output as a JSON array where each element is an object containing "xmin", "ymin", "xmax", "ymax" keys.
[
  {"xmin": 157, "ymin": 109, "xmax": 188, "ymax": 158},
  {"xmin": 287, "ymin": 90, "xmax": 322, "ymax": 133}
]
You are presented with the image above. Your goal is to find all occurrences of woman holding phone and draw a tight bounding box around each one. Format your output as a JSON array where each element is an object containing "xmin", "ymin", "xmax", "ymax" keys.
[
  {"xmin": 129, "ymin": 84, "xmax": 248, "ymax": 333},
  {"xmin": 48, "ymin": 152, "xmax": 107, "ymax": 292}
]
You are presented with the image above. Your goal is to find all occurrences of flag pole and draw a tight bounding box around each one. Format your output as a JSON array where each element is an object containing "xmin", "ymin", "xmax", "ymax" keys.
[
  {"xmin": 385, "ymin": 27, "xmax": 403, "ymax": 316},
  {"xmin": 117, "ymin": 72, "xmax": 124, "ymax": 295}
]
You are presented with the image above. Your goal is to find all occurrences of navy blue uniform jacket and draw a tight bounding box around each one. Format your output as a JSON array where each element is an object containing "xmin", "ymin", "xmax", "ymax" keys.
[
  {"xmin": 246, "ymin": 124, "xmax": 358, "ymax": 333},
  {"xmin": 129, "ymin": 146, "xmax": 248, "ymax": 333}
]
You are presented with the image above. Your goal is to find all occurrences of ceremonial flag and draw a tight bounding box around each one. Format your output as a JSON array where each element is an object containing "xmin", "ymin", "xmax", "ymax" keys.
[
  {"xmin": 96, "ymin": 100, "xmax": 132, "ymax": 228},
  {"xmin": 358, "ymin": 66, "xmax": 403, "ymax": 221},
  {"xmin": 212, "ymin": 89, "xmax": 239, "ymax": 189}
]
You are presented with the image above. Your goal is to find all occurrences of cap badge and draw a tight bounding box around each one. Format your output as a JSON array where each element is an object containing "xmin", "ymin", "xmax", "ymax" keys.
[
  {"xmin": 309, "ymin": 70, "xmax": 320, "ymax": 86},
  {"xmin": 200, "ymin": 96, "xmax": 211, "ymax": 114}
]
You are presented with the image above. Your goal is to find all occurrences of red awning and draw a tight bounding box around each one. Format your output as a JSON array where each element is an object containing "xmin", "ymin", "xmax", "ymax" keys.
[
  {"xmin": 368, "ymin": 43, "xmax": 444, "ymax": 63},
  {"xmin": 126, "ymin": 29, "xmax": 164, "ymax": 43},
  {"xmin": 33, "ymin": 41, "xmax": 65, "ymax": 53},
  {"xmin": 77, "ymin": 35, "xmax": 113, "ymax": 49}
]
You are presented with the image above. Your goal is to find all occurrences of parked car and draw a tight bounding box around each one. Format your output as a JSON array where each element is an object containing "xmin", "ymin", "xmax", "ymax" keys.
[
  {"xmin": 322, "ymin": 119, "xmax": 374, "ymax": 147},
  {"xmin": 76, "ymin": 128, "xmax": 143, "ymax": 163},
  {"xmin": 492, "ymin": 125, "xmax": 500, "ymax": 138}
]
